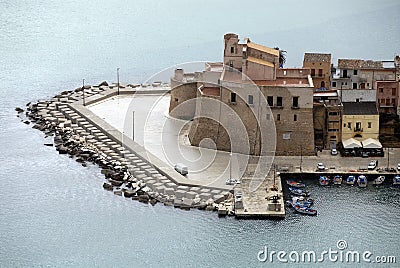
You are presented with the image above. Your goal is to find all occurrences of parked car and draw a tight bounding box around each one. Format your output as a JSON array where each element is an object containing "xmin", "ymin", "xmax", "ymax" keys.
[
  {"xmin": 397, "ymin": 163, "xmax": 400, "ymax": 171},
  {"xmin": 368, "ymin": 160, "xmax": 378, "ymax": 170},
  {"xmin": 317, "ymin": 163, "xmax": 325, "ymax": 171},
  {"xmin": 331, "ymin": 148, "xmax": 338, "ymax": 155},
  {"xmin": 174, "ymin": 163, "xmax": 188, "ymax": 175}
]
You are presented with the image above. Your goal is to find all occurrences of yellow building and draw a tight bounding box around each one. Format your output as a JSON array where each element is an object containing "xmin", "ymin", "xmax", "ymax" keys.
[{"xmin": 341, "ymin": 102, "xmax": 379, "ymax": 142}]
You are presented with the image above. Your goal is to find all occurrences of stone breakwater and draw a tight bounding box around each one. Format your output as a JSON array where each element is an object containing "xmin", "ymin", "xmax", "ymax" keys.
[{"xmin": 17, "ymin": 81, "xmax": 233, "ymax": 214}]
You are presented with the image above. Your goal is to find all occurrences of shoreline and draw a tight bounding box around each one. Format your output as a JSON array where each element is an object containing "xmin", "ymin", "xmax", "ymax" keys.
[{"xmin": 16, "ymin": 81, "xmax": 400, "ymax": 219}]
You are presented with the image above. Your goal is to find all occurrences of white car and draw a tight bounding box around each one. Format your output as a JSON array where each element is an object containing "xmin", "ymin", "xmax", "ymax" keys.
[
  {"xmin": 397, "ymin": 163, "xmax": 400, "ymax": 171},
  {"xmin": 368, "ymin": 160, "xmax": 377, "ymax": 170},
  {"xmin": 317, "ymin": 163, "xmax": 325, "ymax": 171},
  {"xmin": 331, "ymin": 148, "xmax": 338, "ymax": 155}
]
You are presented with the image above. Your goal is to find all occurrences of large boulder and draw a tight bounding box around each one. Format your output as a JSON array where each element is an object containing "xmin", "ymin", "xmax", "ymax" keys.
[{"xmin": 102, "ymin": 182, "xmax": 113, "ymax": 191}]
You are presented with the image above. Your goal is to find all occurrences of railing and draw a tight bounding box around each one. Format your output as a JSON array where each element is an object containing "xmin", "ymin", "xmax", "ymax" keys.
[{"xmin": 354, "ymin": 128, "xmax": 363, "ymax": 132}]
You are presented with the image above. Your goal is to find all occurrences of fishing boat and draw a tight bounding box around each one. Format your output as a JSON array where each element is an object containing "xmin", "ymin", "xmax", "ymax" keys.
[
  {"xmin": 290, "ymin": 196, "xmax": 313, "ymax": 207},
  {"xmin": 372, "ymin": 176, "xmax": 385, "ymax": 185},
  {"xmin": 289, "ymin": 187, "xmax": 310, "ymax": 197},
  {"xmin": 346, "ymin": 175, "xmax": 356, "ymax": 185},
  {"xmin": 286, "ymin": 180, "xmax": 306, "ymax": 188},
  {"xmin": 291, "ymin": 196, "xmax": 314, "ymax": 205},
  {"xmin": 357, "ymin": 175, "xmax": 367, "ymax": 188},
  {"xmin": 319, "ymin": 176, "xmax": 330, "ymax": 186},
  {"xmin": 393, "ymin": 175, "xmax": 400, "ymax": 186},
  {"xmin": 333, "ymin": 175, "xmax": 342, "ymax": 185},
  {"xmin": 292, "ymin": 204, "xmax": 317, "ymax": 216}
]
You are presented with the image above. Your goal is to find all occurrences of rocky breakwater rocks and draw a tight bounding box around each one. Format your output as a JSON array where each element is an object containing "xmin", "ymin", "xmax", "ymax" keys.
[{"xmin": 18, "ymin": 81, "xmax": 232, "ymax": 214}]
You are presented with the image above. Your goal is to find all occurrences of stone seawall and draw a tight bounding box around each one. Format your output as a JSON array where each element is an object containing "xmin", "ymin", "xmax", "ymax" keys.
[{"xmin": 18, "ymin": 82, "xmax": 233, "ymax": 214}]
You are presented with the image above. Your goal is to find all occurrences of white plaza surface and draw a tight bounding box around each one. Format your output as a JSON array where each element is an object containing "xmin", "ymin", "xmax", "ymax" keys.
[{"xmin": 88, "ymin": 93, "xmax": 248, "ymax": 188}]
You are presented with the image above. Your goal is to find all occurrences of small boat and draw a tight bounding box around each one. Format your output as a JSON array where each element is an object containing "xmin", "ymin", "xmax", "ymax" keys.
[
  {"xmin": 286, "ymin": 180, "xmax": 306, "ymax": 188},
  {"xmin": 291, "ymin": 196, "xmax": 314, "ymax": 205},
  {"xmin": 346, "ymin": 175, "xmax": 356, "ymax": 185},
  {"xmin": 333, "ymin": 175, "xmax": 342, "ymax": 185},
  {"xmin": 393, "ymin": 175, "xmax": 400, "ymax": 186},
  {"xmin": 289, "ymin": 187, "xmax": 310, "ymax": 197},
  {"xmin": 293, "ymin": 204, "xmax": 317, "ymax": 216},
  {"xmin": 290, "ymin": 196, "xmax": 313, "ymax": 207},
  {"xmin": 357, "ymin": 175, "xmax": 367, "ymax": 188},
  {"xmin": 372, "ymin": 176, "xmax": 385, "ymax": 185},
  {"xmin": 319, "ymin": 176, "xmax": 330, "ymax": 186}
]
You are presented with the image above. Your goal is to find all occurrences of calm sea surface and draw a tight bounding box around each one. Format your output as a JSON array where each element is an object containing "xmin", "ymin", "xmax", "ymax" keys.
[{"xmin": 1, "ymin": 1, "xmax": 400, "ymax": 267}]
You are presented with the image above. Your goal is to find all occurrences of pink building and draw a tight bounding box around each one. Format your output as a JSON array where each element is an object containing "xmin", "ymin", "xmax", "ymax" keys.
[{"xmin": 376, "ymin": 80, "xmax": 399, "ymax": 114}]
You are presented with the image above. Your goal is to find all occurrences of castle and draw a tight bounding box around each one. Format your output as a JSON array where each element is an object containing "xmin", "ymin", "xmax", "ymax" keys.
[{"xmin": 169, "ymin": 33, "xmax": 315, "ymax": 156}]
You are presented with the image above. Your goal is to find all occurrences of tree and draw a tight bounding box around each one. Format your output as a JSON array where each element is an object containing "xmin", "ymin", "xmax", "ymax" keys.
[{"xmin": 274, "ymin": 47, "xmax": 287, "ymax": 68}]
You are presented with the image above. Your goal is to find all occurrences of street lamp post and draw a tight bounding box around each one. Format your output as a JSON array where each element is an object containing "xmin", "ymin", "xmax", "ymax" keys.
[
  {"xmin": 82, "ymin": 79, "xmax": 85, "ymax": 106},
  {"xmin": 300, "ymin": 145, "xmax": 303, "ymax": 172},
  {"xmin": 117, "ymin": 67, "xmax": 120, "ymax": 95},
  {"xmin": 132, "ymin": 111, "xmax": 135, "ymax": 140},
  {"xmin": 387, "ymin": 147, "xmax": 390, "ymax": 170},
  {"xmin": 229, "ymin": 152, "xmax": 232, "ymax": 181}
]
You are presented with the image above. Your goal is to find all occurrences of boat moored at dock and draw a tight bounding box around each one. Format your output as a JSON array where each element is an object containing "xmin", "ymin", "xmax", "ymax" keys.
[
  {"xmin": 319, "ymin": 176, "xmax": 330, "ymax": 186},
  {"xmin": 346, "ymin": 175, "xmax": 356, "ymax": 185},
  {"xmin": 357, "ymin": 175, "xmax": 367, "ymax": 188}
]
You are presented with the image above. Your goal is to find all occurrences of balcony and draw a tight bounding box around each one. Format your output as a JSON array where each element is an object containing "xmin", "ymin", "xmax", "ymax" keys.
[
  {"xmin": 312, "ymin": 74, "xmax": 325, "ymax": 78},
  {"xmin": 291, "ymin": 105, "xmax": 300, "ymax": 109},
  {"xmin": 354, "ymin": 128, "xmax": 363, "ymax": 132},
  {"xmin": 271, "ymin": 105, "xmax": 284, "ymax": 109}
]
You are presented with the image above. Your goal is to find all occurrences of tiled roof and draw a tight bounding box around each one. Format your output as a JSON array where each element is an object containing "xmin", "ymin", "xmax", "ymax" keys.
[
  {"xmin": 303, "ymin": 53, "xmax": 331, "ymax": 63},
  {"xmin": 343, "ymin": 102, "xmax": 378, "ymax": 115},
  {"xmin": 338, "ymin": 59, "xmax": 383, "ymax": 69},
  {"xmin": 246, "ymin": 42, "xmax": 279, "ymax": 57},
  {"xmin": 247, "ymin": 56, "xmax": 274, "ymax": 68}
]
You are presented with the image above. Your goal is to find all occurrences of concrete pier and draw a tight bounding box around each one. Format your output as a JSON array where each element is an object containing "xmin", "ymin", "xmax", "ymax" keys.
[{"xmin": 234, "ymin": 172, "xmax": 285, "ymax": 219}]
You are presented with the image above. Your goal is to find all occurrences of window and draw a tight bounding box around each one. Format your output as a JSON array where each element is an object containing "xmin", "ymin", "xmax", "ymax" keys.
[
  {"xmin": 332, "ymin": 81, "xmax": 337, "ymax": 87},
  {"xmin": 354, "ymin": 70, "xmax": 358, "ymax": 75},
  {"xmin": 311, "ymin": 69, "xmax": 315, "ymax": 76},
  {"xmin": 368, "ymin": 122, "xmax": 371, "ymax": 128},
  {"xmin": 267, "ymin": 96, "xmax": 273, "ymax": 106},
  {"xmin": 277, "ymin": 97, "xmax": 283, "ymax": 107},
  {"xmin": 380, "ymin": 98, "xmax": 385, "ymax": 104},
  {"xmin": 328, "ymin": 111, "xmax": 339, "ymax": 116},
  {"xmin": 353, "ymin": 83, "xmax": 357, "ymax": 89},
  {"xmin": 230, "ymin": 92, "xmax": 236, "ymax": 103},
  {"xmin": 386, "ymin": 98, "xmax": 390, "ymax": 105},
  {"xmin": 277, "ymin": 114, "xmax": 281, "ymax": 121},
  {"xmin": 392, "ymin": 98, "xmax": 396, "ymax": 104},
  {"xmin": 229, "ymin": 60, "xmax": 234, "ymax": 68},
  {"xmin": 230, "ymin": 46, "xmax": 234, "ymax": 53},
  {"xmin": 318, "ymin": 69, "xmax": 323, "ymax": 77},
  {"xmin": 356, "ymin": 122, "xmax": 361, "ymax": 131},
  {"xmin": 283, "ymin": 133, "xmax": 290, "ymax": 140},
  {"xmin": 248, "ymin": 95, "xmax": 254, "ymax": 105},
  {"xmin": 348, "ymin": 122, "xmax": 351, "ymax": 129},
  {"xmin": 294, "ymin": 114, "xmax": 297, "ymax": 121},
  {"xmin": 174, "ymin": 98, "xmax": 178, "ymax": 102},
  {"xmin": 392, "ymin": 88, "xmax": 397, "ymax": 96},
  {"xmin": 343, "ymin": 123, "xmax": 347, "ymax": 128},
  {"xmin": 328, "ymin": 129, "xmax": 339, "ymax": 132},
  {"xmin": 367, "ymin": 83, "xmax": 370, "ymax": 87},
  {"xmin": 292, "ymin": 96, "xmax": 299, "ymax": 108},
  {"xmin": 379, "ymin": 88, "xmax": 384, "ymax": 93},
  {"xmin": 283, "ymin": 70, "xmax": 287, "ymax": 76},
  {"xmin": 356, "ymin": 98, "xmax": 360, "ymax": 103}
]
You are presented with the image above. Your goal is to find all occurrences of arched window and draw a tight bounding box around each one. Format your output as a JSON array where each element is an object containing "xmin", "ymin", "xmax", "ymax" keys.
[{"xmin": 354, "ymin": 134, "xmax": 362, "ymax": 138}]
